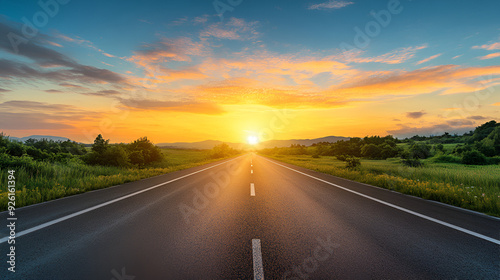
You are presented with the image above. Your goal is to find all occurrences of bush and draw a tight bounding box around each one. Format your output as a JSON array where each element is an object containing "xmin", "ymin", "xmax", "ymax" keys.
[
  {"xmin": 431, "ymin": 154, "xmax": 461, "ymax": 164},
  {"xmin": 401, "ymin": 157, "xmax": 423, "ymax": 167},
  {"xmin": 462, "ymin": 150, "xmax": 487, "ymax": 165},
  {"xmin": 210, "ymin": 143, "xmax": 238, "ymax": 159},
  {"xmin": 345, "ymin": 156, "xmax": 361, "ymax": 168},
  {"xmin": 486, "ymin": 156, "xmax": 500, "ymax": 165},
  {"xmin": 336, "ymin": 154, "xmax": 348, "ymax": 161}
]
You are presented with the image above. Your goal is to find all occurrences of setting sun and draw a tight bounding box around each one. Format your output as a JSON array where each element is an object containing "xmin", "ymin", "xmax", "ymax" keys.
[{"xmin": 247, "ymin": 136, "xmax": 259, "ymax": 145}]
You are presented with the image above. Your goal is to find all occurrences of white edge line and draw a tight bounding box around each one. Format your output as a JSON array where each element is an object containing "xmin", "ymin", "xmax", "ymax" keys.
[
  {"xmin": 261, "ymin": 156, "xmax": 500, "ymax": 246},
  {"xmin": 251, "ymin": 183, "xmax": 256, "ymax": 196},
  {"xmin": 252, "ymin": 239, "xmax": 265, "ymax": 280},
  {"xmin": 0, "ymin": 155, "xmax": 246, "ymax": 244}
]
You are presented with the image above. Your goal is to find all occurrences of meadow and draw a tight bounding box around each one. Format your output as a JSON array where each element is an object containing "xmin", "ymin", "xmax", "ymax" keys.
[
  {"xmin": 0, "ymin": 148, "xmax": 232, "ymax": 211},
  {"xmin": 265, "ymin": 154, "xmax": 500, "ymax": 217}
]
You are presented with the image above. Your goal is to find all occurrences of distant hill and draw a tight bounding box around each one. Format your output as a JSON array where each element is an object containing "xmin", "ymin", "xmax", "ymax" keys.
[
  {"xmin": 157, "ymin": 136, "xmax": 350, "ymax": 150},
  {"xmin": 257, "ymin": 136, "xmax": 350, "ymax": 148},
  {"xmin": 7, "ymin": 135, "xmax": 72, "ymax": 142},
  {"xmin": 157, "ymin": 140, "xmax": 249, "ymax": 150}
]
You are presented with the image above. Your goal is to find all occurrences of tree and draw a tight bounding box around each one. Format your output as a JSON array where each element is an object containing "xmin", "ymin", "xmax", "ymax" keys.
[
  {"xmin": 210, "ymin": 143, "xmax": 238, "ymax": 158},
  {"xmin": 361, "ymin": 144, "xmax": 382, "ymax": 159},
  {"xmin": 468, "ymin": 120, "xmax": 498, "ymax": 143},
  {"xmin": 128, "ymin": 137, "xmax": 163, "ymax": 165},
  {"xmin": 92, "ymin": 134, "xmax": 109, "ymax": 154},
  {"xmin": 408, "ymin": 143, "xmax": 432, "ymax": 159},
  {"xmin": 434, "ymin": 144, "xmax": 445, "ymax": 154},
  {"xmin": 7, "ymin": 141, "xmax": 25, "ymax": 157}
]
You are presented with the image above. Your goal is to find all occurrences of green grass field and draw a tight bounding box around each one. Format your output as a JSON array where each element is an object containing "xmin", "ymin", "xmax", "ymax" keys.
[
  {"xmin": 265, "ymin": 154, "xmax": 500, "ymax": 217},
  {"xmin": 0, "ymin": 148, "xmax": 232, "ymax": 211}
]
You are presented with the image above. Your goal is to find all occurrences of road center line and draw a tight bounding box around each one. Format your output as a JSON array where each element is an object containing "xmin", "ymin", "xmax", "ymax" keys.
[
  {"xmin": 0, "ymin": 155, "xmax": 246, "ymax": 244},
  {"xmin": 250, "ymin": 183, "xmax": 256, "ymax": 196},
  {"xmin": 252, "ymin": 239, "xmax": 265, "ymax": 280},
  {"xmin": 261, "ymin": 156, "xmax": 500, "ymax": 246}
]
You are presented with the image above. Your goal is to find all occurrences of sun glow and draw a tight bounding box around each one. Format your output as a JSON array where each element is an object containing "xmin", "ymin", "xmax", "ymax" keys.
[{"xmin": 247, "ymin": 135, "xmax": 259, "ymax": 145}]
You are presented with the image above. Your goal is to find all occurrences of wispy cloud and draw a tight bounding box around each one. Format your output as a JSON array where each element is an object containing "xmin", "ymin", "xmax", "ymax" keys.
[
  {"xmin": 467, "ymin": 115, "xmax": 487, "ymax": 120},
  {"xmin": 472, "ymin": 41, "xmax": 500, "ymax": 50},
  {"xmin": 0, "ymin": 100, "xmax": 103, "ymax": 131},
  {"xmin": 117, "ymin": 97, "xmax": 226, "ymax": 115},
  {"xmin": 200, "ymin": 18, "xmax": 259, "ymax": 40},
  {"xmin": 349, "ymin": 45, "xmax": 427, "ymax": 64},
  {"xmin": 0, "ymin": 20, "xmax": 126, "ymax": 85},
  {"xmin": 415, "ymin": 53, "xmax": 442, "ymax": 65},
  {"xmin": 334, "ymin": 64, "xmax": 500, "ymax": 97},
  {"xmin": 138, "ymin": 19, "xmax": 153, "ymax": 24},
  {"xmin": 478, "ymin": 52, "xmax": 500, "ymax": 60},
  {"xmin": 56, "ymin": 32, "xmax": 117, "ymax": 58},
  {"xmin": 59, "ymin": 83, "xmax": 89, "ymax": 90},
  {"xmin": 406, "ymin": 111, "xmax": 426, "ymax": 119},
  {"xmin": 0, "ymin": 112, "xmax": 74, "ymax": 130},
  {"xmin": 308, "ymin": 0, "xmax": 354, "ymax": 10},
  {"xmin": 81, "ymin": 90, "xmax": 121, "ymax": 97},
  {"xmin": 193, "ymin": 15, "xmax": 209, "ymax": 24}
]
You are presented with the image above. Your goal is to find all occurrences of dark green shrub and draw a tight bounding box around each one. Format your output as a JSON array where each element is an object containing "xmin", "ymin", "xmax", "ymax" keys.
[
  {"xmin": 336, "ymin": 154, "xmax": 348, "ymax": 161},
  {"xmin": 401, "ymin": 157, "xmax": 423, "ymax": 167},
  {"xmin": 462, "ymin": 150, "xmax": 487, "ymax": 165},
  {"xmin": 345, "ymin": 156, "xmax": 361, "ymax": 168},
  {"xmin": 431, "ymin": 154, "xmax": 461, "ymax": 164}
]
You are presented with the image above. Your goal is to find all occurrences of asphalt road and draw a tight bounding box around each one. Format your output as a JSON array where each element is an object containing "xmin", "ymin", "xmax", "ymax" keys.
[{"xmin": 1, "ymin": 153, "xmax": 499, "ymax": 279}]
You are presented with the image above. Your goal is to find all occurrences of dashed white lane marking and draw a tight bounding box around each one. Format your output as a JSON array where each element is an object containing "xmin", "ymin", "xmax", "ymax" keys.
[
  {"xmin": 252, "ymin": 239, "xmax": 265, "ymax": 280},
  {"xmin": 250, "ymin": 183, "xmax": 256, "ymax": 196},
  {"xmin": 0, "ymin": 156, "xmax": 246, "ymax": 244},
  {"xmin": 251, "ymin": 170, "xmax": 253, "ymax": 174},
  {"xmin": 262, "ymin": 156, "xmax": 500, "ymax": 246}
]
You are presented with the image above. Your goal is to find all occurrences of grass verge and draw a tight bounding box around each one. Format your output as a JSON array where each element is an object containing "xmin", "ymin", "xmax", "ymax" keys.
[
  {"xmin": 264, "ymin": 154, "xmax": 500, "ymax": 217},
  {"xmin": 0, "ymin": 149, "xmax": 237, "ymax": 211}
]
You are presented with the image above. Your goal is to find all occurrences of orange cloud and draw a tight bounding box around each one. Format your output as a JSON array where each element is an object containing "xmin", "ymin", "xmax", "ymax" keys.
[
  {"xmin": 190, "ymin": 77, "xmax": 346, "ymax": 108},
  {"xmin": 415, "ymin": 53, "xmax": 442, "ymax": 65},
  {"xmin": 478, "ymin": 52, "xmax": 500, "ymax": 60},
  {"xmin": 333, "ymin": 65, "xmax": 500, "ymax": 97},
  {"xmin": 472, "ymin": 42, "xmax": 500, "ymax": 50}
]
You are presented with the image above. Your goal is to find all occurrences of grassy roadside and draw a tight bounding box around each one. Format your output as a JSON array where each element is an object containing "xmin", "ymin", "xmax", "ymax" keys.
[
  {"xmin": 0, "ymin": 149, "xmax": 238, "ymax": 211},
  {"xmin": 263, "ymin": 154, "xmax": 500, "ymax": 217}
]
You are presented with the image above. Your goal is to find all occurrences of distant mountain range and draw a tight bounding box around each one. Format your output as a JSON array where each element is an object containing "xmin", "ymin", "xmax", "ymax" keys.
[
  {"xmin": 6, "ymin": 135, "xmax": 72, "ymax": 142},
  {"xmin": 157, "ymin": 136, "xmax": 350, "ymax": 150}
]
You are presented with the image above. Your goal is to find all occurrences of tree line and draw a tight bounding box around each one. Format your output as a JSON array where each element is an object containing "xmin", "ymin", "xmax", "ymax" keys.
[
  {"xmin": 0, "ymin": 134, "xmax": 164, "ymax": 168},
  {"xmin": 260, "ymin": 120, "xmax": 500, "ymax": 166}
]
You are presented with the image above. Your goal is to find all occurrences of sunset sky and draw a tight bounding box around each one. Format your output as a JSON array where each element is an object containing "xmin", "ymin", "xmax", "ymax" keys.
[{"xmin": 1, "ymin": 0, "xmax": 499, "ymax": 144}]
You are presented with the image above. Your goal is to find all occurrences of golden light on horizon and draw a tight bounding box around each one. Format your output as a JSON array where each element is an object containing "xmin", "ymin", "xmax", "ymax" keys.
[{"xmin": 247, "ymin": 135, "xmax": 259, "ymax": 145}]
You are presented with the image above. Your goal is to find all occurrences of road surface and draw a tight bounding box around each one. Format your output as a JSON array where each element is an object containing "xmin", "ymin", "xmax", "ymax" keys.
[{"xmin": 1, "ymin": 153, "xmax": 499, "ymax": 279}]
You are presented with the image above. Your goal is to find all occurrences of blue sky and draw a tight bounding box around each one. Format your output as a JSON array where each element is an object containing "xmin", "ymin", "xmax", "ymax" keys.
[{"xmin": 0, "ymin": 0, "xmax": 499, "ymax": 142}]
